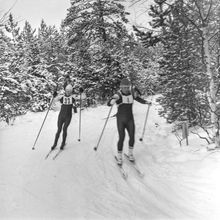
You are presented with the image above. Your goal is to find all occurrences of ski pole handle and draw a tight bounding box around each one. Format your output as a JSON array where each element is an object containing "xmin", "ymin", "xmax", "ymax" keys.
[{"xmin": 94, "ymin": 106, "xmax": 113, "ymax": 151}]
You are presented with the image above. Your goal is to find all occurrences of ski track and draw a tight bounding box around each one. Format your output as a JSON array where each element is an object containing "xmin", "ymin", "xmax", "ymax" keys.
[{"xmin": 0, "ymin": 98, "xmax": 220, "ymax": 219}]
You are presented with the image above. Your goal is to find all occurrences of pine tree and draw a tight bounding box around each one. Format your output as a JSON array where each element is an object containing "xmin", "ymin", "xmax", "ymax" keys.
[
  {"xmin": 62, "ymin": 0, "xmax": 134, "ymax": 98},
  {"xmin": 1, "ymin": 16, "xmax": 62, "ymax": 121},
  {"xmin": 135, "ymin": 0, "xmax": 206, "ymax": 125},
  {"xmin": 20, "ymin": 21, "xmax": 39, "ymax": 68},
  {"xmin": 37, "ymin": 20, "xmax": 67, "ymax": 88},
  {"xmin": 159, "ymin": 0, "xmax": 207, "ymax": 124},
  {"xmin": 170, "ymin": 0, "xmax": 220, "ymax": 144},
  {"xmin": 136, "ymin": 0, "xmax": 220, "ymax": 145},
  {"xmin": 1, "ymin": 14, "xmax": 31, "ymax": 123}
]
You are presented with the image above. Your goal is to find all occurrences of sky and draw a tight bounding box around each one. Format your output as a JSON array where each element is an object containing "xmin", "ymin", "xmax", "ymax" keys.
[
  {"xmin": 0, "ymin": 0, "xmax": 153, "ymax": 30},
  {"xmin": 0, "ymin": 0, "xmax": 71, "ymax": 29}
]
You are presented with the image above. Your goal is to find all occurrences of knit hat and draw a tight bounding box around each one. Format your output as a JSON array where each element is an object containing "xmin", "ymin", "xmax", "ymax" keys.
[{"xmin": 120, "ymin": 78, "xmax": 131, "ymax": 87}]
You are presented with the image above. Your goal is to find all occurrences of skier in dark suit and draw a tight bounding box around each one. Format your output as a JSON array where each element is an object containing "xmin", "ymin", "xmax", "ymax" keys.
[
  {"xmin": 107, "ymin": 78, "xmax": 151, "ymax": 165},
  {"xmin": 51, "ymin": 84, "xmax": 77, "ymax": 150}
]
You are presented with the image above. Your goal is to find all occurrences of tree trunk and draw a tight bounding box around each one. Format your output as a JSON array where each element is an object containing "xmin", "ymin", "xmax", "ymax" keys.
[{"xmin": 203, "ymin": 27, "xmax": 218, "ymax": 145}]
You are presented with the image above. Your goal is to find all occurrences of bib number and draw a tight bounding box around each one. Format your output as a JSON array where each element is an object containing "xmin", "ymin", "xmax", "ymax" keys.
[
  {"xmin": 63, "ymin": 97, "xmax": 72, "ymax": 105},
  {"xmin": 122, "ymin": 95, "xmax": 133, "ymax": 104}
]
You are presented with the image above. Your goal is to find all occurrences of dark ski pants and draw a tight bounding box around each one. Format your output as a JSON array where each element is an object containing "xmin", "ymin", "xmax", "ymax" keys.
[
  {"xmin": 53, "ymin": 115, "xmax": 72, "ymax": 146},
  {"xmin": 117, "ymin": 117, "xmax": 135, "ymax": 152}
]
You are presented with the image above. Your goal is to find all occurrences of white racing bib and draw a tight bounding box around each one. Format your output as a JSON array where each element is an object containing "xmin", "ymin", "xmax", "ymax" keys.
[
  {"xmin": 63, "ymin": 96, "xmax": 73, "ymax": 105},
  {"xmin": 121, "ymin": 94, "xmax": 134, "ymax": 104}
]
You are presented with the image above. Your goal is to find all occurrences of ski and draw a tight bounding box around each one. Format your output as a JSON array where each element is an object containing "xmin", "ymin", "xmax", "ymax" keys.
[
  {"xmin": 53, "ymin": 149, "xmax": 63, "ymax": 160},
  {"xmin": 52, "ymin": 144, "xmax": 66, "ymax": 160},
  {"xmin": 124, "ymin": 154, "xmax": 145, "ymax": 178},
  {"xmin": 45, "ymin": 149, "xmax": 53, "ymax": 159},
  {"xmin": 114, "ymin": 156, "xmax": 128, "ymax": 180}
]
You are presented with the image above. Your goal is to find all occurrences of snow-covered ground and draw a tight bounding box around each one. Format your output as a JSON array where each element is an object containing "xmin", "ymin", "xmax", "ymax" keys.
[{"xmin": 1, "ymin": 97, "xmax": 220, "ymax": 220}]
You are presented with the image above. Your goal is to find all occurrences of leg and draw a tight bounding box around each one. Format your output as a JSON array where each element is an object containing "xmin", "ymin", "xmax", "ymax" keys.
[
  {"xmin": 126, "ymin": 119, "xmax": 135, "ymax": 148},
  {"xmin": 117, "ymin": 118, "xmax": 126, "ymax": 153},
  {"xmin": 126, "ymin": 119, "xmax": 135, "ymax": 161},
  {"xmin": 61, "ymin": 116, "xmax": 72, "ymax": 149},
  {"xmin": 52, "ymin": 116, "xmax": 64, "ymax": 149},
  {"xmin": 116, "ymin": 118, "xmax": 126, "ymax": 165}
]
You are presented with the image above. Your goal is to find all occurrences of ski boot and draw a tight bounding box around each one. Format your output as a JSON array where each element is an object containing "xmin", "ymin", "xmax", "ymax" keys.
[
  {"xmin": 117, "ymin": 152, "xmax": 123, "ymax": 166},
  {"xmin": 128, "ymin": 153, "xmax": 135, "ymax": 162},
  {"xmin": 51, "ymin": 145, "xmax": 56, "ymax": 150},
  {"xmin": 128, "ymin": 148, "xmax": 135, "ymax": 162},
  {"xmin": 60, "ymin": 142, "xmax": 65, "ymax": 150}
]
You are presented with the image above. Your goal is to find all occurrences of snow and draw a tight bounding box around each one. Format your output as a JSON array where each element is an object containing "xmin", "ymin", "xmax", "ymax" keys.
[{"xmin": 1, "ymin": 97, "xmax": 220, "ymax": 220}]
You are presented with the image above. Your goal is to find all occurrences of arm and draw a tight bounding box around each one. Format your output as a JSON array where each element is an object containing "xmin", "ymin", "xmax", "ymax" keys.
[
  {"xmin": 107, "ymin": 94, "xmax": 120, "ymax": 106},
  {"xmin": 134, "ymin": 96, "xmax": 147, "ymax": 104},
  {"xmin": 133, "ymin": 91, "xmax": 152, "ymax": 105},
  {"xmin": 52, "ymin": 91, "xmax": 62, "ymax": 102}
]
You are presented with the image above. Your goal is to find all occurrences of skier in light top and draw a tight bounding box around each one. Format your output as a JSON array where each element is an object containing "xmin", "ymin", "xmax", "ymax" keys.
[
  {"xmin": 107, "ymin": 78, "xmax": 152, "ymax": 165},
  {"xmin": 51, "ymin": 84, "xmax": 77, "ymax": 150}
]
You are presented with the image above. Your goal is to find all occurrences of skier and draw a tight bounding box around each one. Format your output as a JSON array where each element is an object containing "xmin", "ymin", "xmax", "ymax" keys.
[
  {"xmin": 51, "ymin": 84, "xmax": 77, "ymax": 150},
  {"xmin": 107, "ymin": 78, "xmax": 152, "ymax": 165}
]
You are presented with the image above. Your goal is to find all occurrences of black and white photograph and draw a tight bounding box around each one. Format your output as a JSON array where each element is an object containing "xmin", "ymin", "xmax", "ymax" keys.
[{"xmin": 1, "ymin": 0, "xmax": 220, "ymax": 219}]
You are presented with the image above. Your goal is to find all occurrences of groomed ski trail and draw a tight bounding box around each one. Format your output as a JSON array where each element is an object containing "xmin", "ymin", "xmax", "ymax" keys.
[{"xmin": 0, "ymin": 97, "xmax": 220, "ymax": 219}]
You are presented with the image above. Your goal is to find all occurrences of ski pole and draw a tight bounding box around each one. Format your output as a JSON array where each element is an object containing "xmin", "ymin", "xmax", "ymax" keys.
[
  {"xmin": 139, "ymin": 104, "xmax": 151, "ymax": 142},
  {"xmin": 32, "ymin": 96, "xmax": 55, "ymax": 150},
  {"xmin": 78, "ymin": 89, "xmax": 83, "ymax": 142},
  {"xmin": 94, "ymin": 105, "xmax": 113, "ymax": 151}
]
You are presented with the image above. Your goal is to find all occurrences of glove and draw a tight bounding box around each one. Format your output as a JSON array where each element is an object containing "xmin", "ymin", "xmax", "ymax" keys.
[
  {"xmin": 79, "ymin": 87, "xmax": 84, "ymax": 93},
  {"xmin": 73, "ymin": 106, "xmax": 77, "ymax": 113},
  {"xmin": 53, "ymin": 91, "xmax": 58, "ymax": 97},
  {"xmin": 107, "ymin": 100, "xmax": 112, "ymax": 106},
  {"xmin": 107, "ymin": 99, "xmax": 116, "ymax": 106},
  {"xmin": 107, "ymin": 94, "xmax": 119, "ymax": 106}
]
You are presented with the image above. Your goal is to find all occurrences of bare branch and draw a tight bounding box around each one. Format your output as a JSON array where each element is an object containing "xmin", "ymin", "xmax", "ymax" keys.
[
  {"xmin": 129, "ymin": 0, "xmax": 144, "ymax": 8},
  {"xmin": 133, "ymin": 25, "xmax": 161, "ymax": 33},
  {"xmin": 204, "ymin": 0, "xmax": 213, "ymax": 22},
  {"xmin": 194, "ymin": 0, "xmax": 204, "ymax": 22},
  {"xmin": 191, "ymin": 130, "xmax": 211, "ymax": 144},
  {"xmin": 0, "ymin": 0, "xmax": 18, "ymax": 27},
  {"xmin": 177, "ymin": 6, "xmax": 202, "ymax": 35},
  {"xmin": 208, "ymin": 30, "xmax": 219, "ymax": 42}
]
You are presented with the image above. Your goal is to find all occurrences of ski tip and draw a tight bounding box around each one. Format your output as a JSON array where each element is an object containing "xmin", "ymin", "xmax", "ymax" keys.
[
  {"xmin": 139, "ymin": 138, "xmax": 143, "ymax": 141},
  {"xmin": 123, "ymin": 174, "xmax": 128, "ymax": 180}
]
